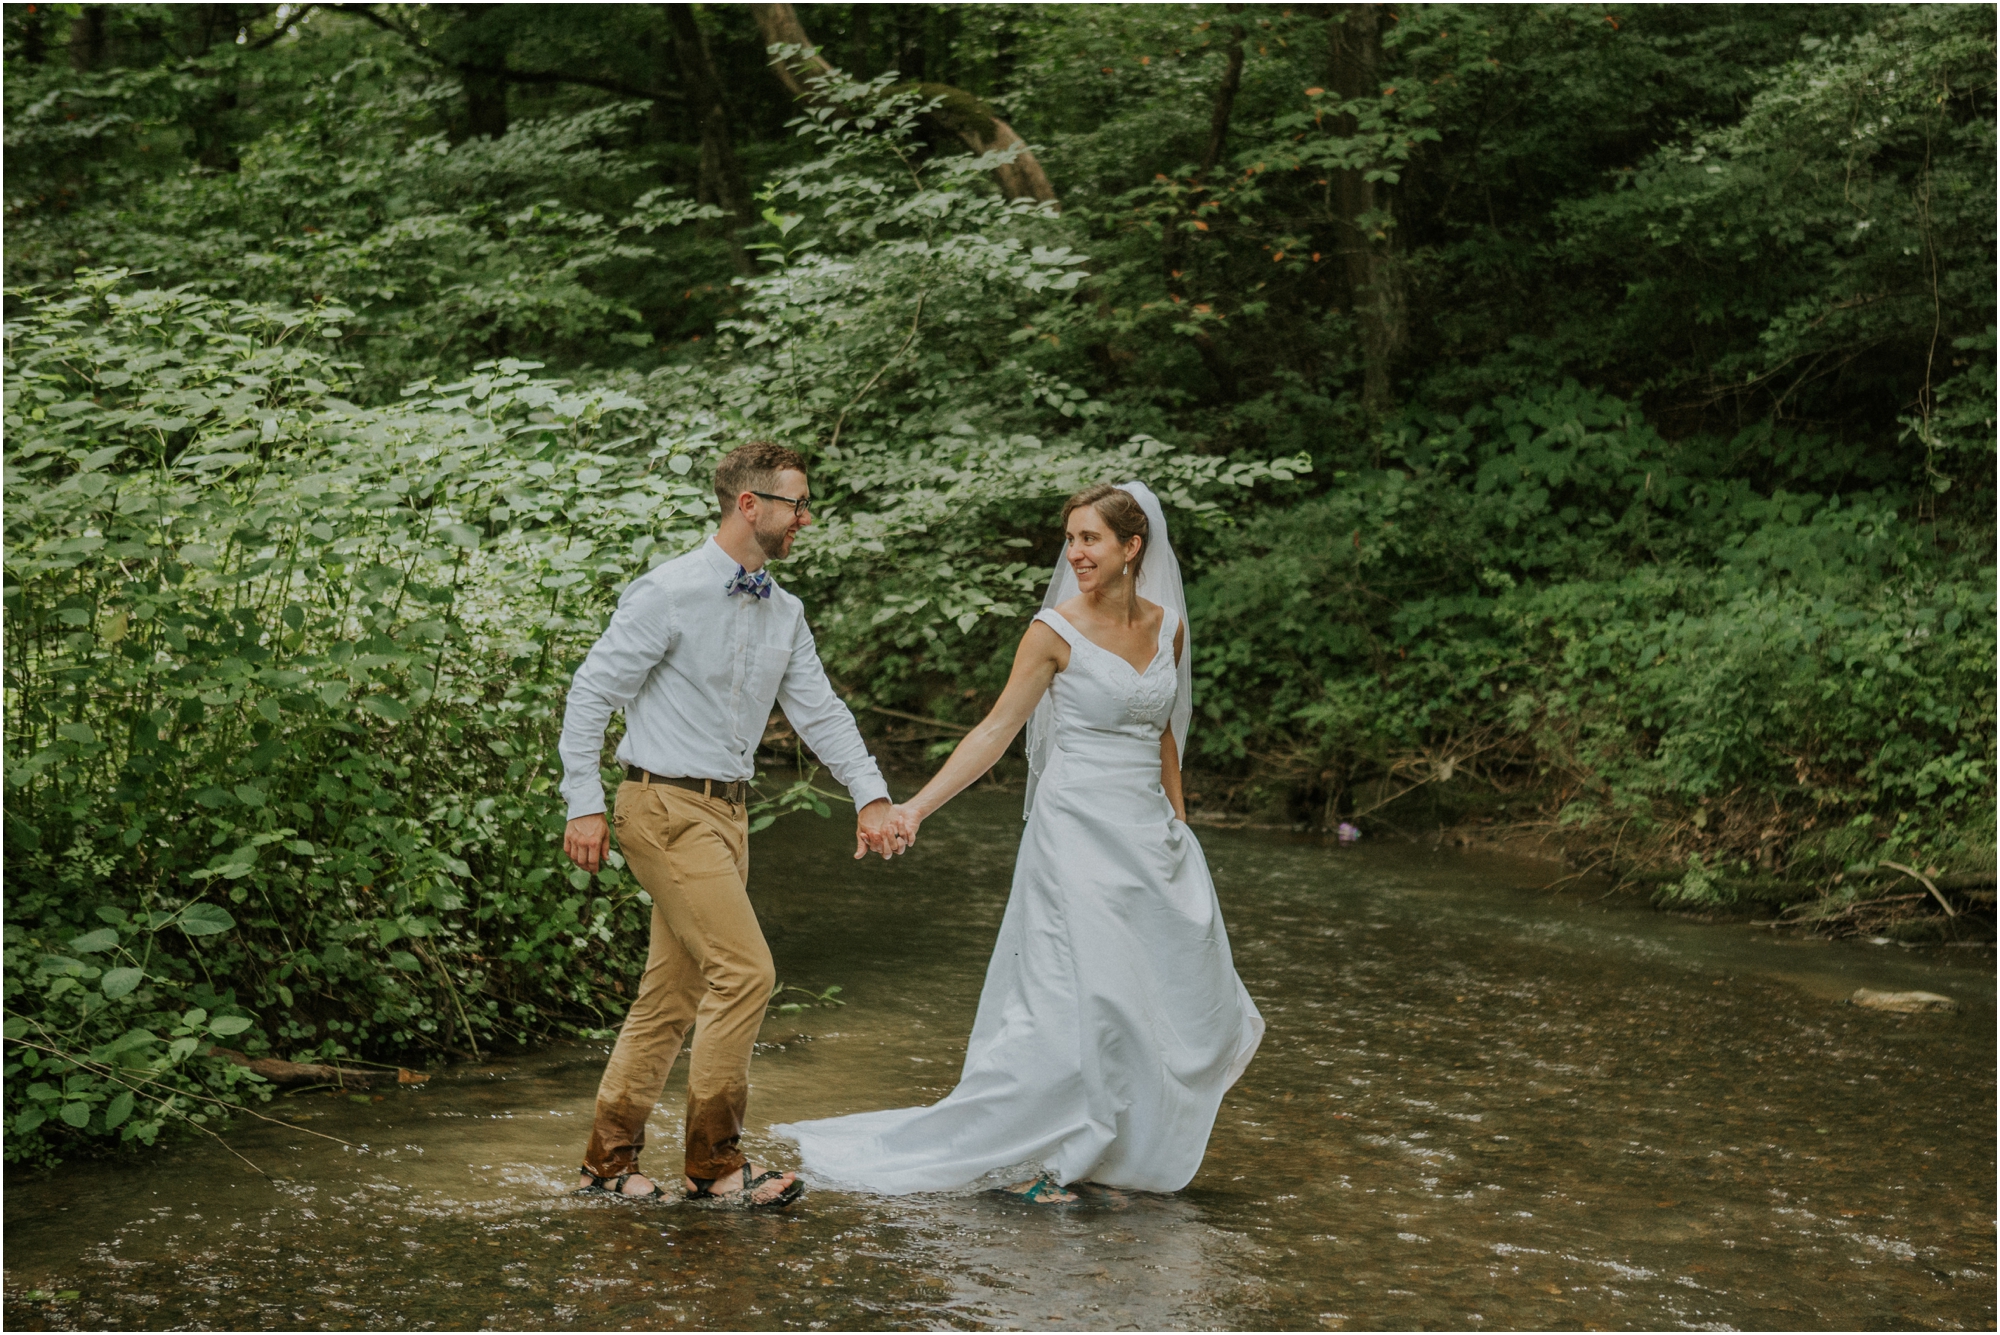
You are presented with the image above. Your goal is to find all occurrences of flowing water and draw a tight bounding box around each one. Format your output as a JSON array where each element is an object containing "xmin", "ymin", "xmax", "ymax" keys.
[{"xmin": 5, "ymin": 790, "xmax": 1993, "ymax": 1331}]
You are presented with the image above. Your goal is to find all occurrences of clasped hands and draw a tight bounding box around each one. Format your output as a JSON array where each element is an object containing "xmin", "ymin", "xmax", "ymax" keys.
[
  {"xmin": 563, "ymin": 801, "xmax": 922, "ymax": 870},
  {"xmin": 853, "ymin": 799, "xmax": 924, "ymax": 860}
]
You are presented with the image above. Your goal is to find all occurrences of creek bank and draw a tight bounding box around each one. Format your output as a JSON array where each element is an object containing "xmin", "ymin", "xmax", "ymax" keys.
[
  {"xmin": 860, "ymin": 754, "xmax": 1996, "ymax": 941},
  {"xmin": 1195, "ymin": 795, "xmax": 1995, "ymax": 944}
]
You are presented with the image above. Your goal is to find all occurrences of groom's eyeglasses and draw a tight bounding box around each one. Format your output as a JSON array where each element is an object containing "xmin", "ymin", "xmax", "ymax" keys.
[{"xmin": 751, "ymin": 491, "xmax": 813, "ymax": 518}]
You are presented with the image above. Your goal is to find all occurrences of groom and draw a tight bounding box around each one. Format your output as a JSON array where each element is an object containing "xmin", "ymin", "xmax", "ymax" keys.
[{"xmin": 558, "ymin": 440, "xmax": 903, "ymax": 1207}]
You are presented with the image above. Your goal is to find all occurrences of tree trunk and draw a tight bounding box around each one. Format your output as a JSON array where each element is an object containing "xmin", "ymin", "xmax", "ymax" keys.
[
  {"xmin": 895, "ymin": 4, "xmax": 922, "ymax": 81},
  {"xmin": 21, "ymin": 5, "xmax": 47, "ymax": 64},
  {"xmin": 664, "ymin": 3, "xmax": 756, "ymax": 276},
  {"xmin": 747, "ymin": 2, "xmax": 1058, "ymax": 208},
  {"xmin": 462, "ymin": 68, "xmax": 508, "ymax": 140},
  {"xmin": 848, "ymin": 2, "xmax": 873, "ymax": 79},
  {"xmin": 1196, "ymin": 6, "xmax": 1246, "ymax": 180},
  {"xmin": 1157, "ymin": 11, "xmax": 1248, "ymax": 404},
  {"xmin": 68, "ymin": 5, "xmax": 108, "ymax": 71},
  {"xmin": 1327, "ymin": 4, "xmax": 1405, "ymax": 418},
  {"xmin": 443, "ymin": 4, "xmax": 511, "ymax": 142}
]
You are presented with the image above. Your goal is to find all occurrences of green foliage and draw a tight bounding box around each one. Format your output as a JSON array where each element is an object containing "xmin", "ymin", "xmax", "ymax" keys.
[
  {"xmin": 2, "ymin": 276, "xmax": 800, "ymax": 1160},
  {"xmin": 3, "ymin": 2, "xmax": 1993, "ymax": 1160}
]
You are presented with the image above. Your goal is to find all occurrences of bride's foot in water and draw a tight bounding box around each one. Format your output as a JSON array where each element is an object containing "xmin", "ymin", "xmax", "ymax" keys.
[{"xmin": 999, "ymin": 1172, "xmax": 1078, "ymax": 1204}]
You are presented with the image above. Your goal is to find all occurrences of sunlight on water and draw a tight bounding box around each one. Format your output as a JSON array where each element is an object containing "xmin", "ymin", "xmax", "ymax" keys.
[{"xmin": 5, "ymin": 788, "xmax": 1992, "ymax": 1330}]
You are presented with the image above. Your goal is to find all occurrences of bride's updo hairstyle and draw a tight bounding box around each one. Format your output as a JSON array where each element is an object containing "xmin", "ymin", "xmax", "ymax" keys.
[{"xmin": 1061, "ymin": 483, "xmax": 1150, "ymax": 583}]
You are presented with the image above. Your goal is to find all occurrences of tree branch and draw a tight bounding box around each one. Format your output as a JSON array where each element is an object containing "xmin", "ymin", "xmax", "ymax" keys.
[
  {"xmin": 249, "ymin": 4, "xmax": 317, "ymax": 50},
  {"xmin": 328, "ymin": 5, "xmax": 679, "ymax": 103},
  {"xmin": 830, "ymin": 292, "xmax": 925, "ymax": 453}
]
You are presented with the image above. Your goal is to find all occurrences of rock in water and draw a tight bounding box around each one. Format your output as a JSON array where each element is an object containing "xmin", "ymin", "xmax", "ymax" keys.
[{"xmin": 1850, "ymin": 988, "xmax": 1957, "ymax": 1014}]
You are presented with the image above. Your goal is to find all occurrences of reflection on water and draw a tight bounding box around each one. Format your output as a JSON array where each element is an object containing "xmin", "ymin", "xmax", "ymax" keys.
[{"xmin": 6, "ymin": 789, "xmax": 1993, "ymax": 1330}]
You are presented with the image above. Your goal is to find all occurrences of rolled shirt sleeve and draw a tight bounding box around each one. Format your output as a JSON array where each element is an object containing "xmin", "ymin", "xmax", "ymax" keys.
[
  {"xmin": 776, "ymin": 617, "xmax": 891, "ymax": 811},
  {"xmin": 558, "ymin": 576, "xmax": 678, "ymax": 821}
]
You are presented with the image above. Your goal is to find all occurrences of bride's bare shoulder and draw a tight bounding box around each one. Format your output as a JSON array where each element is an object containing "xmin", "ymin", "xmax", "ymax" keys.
[{"xmin": 1020, "ymin": 613, "xmax": 1071, "ymax": 669}]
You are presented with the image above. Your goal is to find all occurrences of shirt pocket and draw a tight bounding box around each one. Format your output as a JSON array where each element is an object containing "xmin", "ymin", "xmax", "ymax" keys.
[{"xmin": 741, "ymin": 642, "xmax": 792, "ymax": 737}]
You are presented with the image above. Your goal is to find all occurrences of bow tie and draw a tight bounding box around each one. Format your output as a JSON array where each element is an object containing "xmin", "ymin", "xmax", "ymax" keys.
[{"xmin": 724, "ymin": 566, "xmax": 773, "ymax": 599}]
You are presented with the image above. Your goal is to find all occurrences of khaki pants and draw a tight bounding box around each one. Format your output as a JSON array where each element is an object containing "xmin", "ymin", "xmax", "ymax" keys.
[{"xmin": 579, "ymin": 780, "xmax": 771, "ymax": 1183}]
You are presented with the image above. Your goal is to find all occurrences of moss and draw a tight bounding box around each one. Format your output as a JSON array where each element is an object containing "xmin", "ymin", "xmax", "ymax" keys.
[{"xmin": 889, "ymin": 81, "xmax": 1001, "ymax": 142}]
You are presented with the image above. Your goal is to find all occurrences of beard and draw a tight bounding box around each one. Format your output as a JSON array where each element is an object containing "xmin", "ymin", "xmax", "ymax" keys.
[{"xmin": 754, "ymin": 519, "xmax": 795, "ymax": 561}]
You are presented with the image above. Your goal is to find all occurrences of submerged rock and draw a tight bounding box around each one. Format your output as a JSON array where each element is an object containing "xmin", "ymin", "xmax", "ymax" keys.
[{"xmin": 1850, "ymin": 988, "xmax": 1957, "ymax": 1014}]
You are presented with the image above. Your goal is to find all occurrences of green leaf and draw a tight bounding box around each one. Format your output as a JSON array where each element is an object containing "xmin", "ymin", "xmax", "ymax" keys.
[
  {"xmin": 103, "ymin": 1090, "xmax": 134, "ymax": 1130},
  {"xmin": 359, "ymin": 694, "xmax": 410, "ymax": 722},
  {"xmin": 388, "ymin": 951, "xmax": 421, "ymax": 971},
  {"xmin": 208, "ymin": 1015, "xmax": 253, "ymax": 1037},
  {"xmin": 13, "ymin": 1107, "xmax": 46, "ymax": 1134},
  {"xmin": 177, "ymin": 903, "xmax": 236, "ymax": 936},
  {"xmin": 2, "ymin": 1017, "xmax": 26, "ymax": 1039},
  {"xmin": 101, "ymin": 967, "xmax": 142, "ymax": 998},
  {"xmin": 59, "ymin": 1102, "xmax": 91, "ymax": 1128},
  {"xmin": 567, "ymin": 867, "xmax": 591, "ymax": 890},
  {"xmin": 68, "ymin": 927, "xmax": 119, "ymax": 953},
  {"xmin": 56, "ymin": 722, "xmax": 97, "ymax": 744}
]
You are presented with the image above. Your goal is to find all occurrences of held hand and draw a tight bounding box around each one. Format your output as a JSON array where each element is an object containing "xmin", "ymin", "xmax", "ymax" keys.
[
  {"xmin": 564, "ymin": 813, "xmax": 610, "ymax": 873},
  {"xmin": 889, "ymin": 803, "xmax": 923, "ymax": 847},
  {"xmin": 854, "ymin": 798, "xmax": 905, "ymax": 860}
]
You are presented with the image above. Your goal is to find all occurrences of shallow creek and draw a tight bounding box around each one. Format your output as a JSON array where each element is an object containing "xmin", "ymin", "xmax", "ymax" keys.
[{"xmin": 5, "ymin": 789, "xmax": 1993, "ymax": 1331}]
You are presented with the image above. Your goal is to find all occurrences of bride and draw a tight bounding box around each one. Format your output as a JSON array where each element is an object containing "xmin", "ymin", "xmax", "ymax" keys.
[{"xmin": 774, "ymin": 482, "xmax": 1264, "ymax": 1201}]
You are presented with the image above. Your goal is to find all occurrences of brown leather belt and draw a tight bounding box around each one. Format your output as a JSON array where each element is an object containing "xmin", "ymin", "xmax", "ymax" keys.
[{"xmin": 625, "ymin": 768, "xmax": 748, "ymax": 806}]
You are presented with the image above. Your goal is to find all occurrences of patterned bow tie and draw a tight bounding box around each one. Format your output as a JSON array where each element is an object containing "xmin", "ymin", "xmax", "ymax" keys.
[{"xmin": 724, "ymin": 565, "xmax": 773, "ymax": 599}]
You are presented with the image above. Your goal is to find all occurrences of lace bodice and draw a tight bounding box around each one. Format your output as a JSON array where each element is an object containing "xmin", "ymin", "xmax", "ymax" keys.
[{"xmin": 1034, "ymin": 606, "xmax": 1180, "ymax": 751}]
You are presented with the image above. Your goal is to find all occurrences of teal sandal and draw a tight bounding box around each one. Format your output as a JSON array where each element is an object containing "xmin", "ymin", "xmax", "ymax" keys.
[{"xmin": 998, "ymin": 1172, "xmax": 1078, "ymax": 1205}]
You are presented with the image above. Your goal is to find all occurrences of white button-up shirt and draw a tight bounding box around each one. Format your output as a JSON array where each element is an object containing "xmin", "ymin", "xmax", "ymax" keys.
[{"xmin": 558, "ymin": 538, "xmax": 890, "ymax": 821}]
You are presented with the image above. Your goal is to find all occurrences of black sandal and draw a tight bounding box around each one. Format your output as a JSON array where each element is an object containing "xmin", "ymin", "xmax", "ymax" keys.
[
  {"xmin": 684, "ymin": 1161, "xmax": 804, "ymax": 1210},
  {"xmin": 576, "ymin": 1170, "xmax": 666, "ymax": 1201}
]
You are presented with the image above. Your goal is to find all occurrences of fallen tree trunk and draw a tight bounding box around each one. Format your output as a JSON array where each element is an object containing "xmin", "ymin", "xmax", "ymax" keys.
[{"xmin": 745, "ymin": 2, "xmax": 1058, "ymax": 207}]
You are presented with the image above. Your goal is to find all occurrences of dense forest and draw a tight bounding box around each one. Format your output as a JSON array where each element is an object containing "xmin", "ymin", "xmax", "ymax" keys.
[{"xmin": 4, "ymin": 2, "xmax": 1992, "ymax": 1162}]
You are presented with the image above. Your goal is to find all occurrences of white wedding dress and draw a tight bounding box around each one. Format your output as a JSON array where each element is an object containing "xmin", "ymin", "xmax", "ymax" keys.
[{"xmin": 774, "ymin": 602, "xmax": 1264, "ymax": 1195}]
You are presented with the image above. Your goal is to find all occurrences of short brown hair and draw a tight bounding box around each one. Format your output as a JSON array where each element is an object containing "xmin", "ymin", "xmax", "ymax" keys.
[
  {"xmin": 714, "ymin": 441, "xmax": 809, "ymax": 513},
  {"xmin": 1061, "ymin": 483, "xmax": 1150, "ymax": 582}
]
